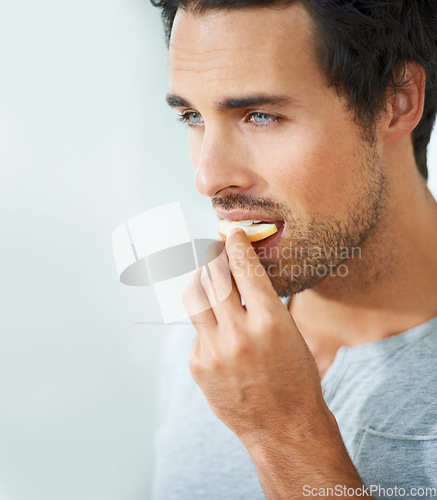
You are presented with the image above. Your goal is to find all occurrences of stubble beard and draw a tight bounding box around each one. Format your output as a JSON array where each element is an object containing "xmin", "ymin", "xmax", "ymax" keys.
[
  {"xmin": 213, "ymin": 140, "xmax": 386, "ymax": 297},
  {"xmin": 262, "ymin": 142, "xmax": 387, "ymax": 296}
]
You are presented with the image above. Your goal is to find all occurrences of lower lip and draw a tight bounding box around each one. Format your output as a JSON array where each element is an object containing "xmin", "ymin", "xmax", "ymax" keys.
[{"xmin": 251, "ymin": 222, "xmax": 285, "ymax": 256}]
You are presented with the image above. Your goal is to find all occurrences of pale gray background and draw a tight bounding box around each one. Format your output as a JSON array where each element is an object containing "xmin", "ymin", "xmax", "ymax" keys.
[{"xmin": 0, "ymin": 1, "xmax": 436, "ymax": 499}]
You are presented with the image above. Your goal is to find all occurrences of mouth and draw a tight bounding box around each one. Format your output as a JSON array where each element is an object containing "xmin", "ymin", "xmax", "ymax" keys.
[
  {"xmin": 216, "ymin": 214, "xmax": 285, "ymax": 256},
  {"xmin": 250, "ymin": 221, "xmax": 285, "ymax": 257},
  {"xmin": 217, "ymin": 219, "xmax": 279, "ymax": 241}
]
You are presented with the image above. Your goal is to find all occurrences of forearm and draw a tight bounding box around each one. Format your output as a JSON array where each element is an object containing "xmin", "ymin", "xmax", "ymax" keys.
[{"xmin": 242, "ymin": 409, "xmax": 373, "ymax": 499}]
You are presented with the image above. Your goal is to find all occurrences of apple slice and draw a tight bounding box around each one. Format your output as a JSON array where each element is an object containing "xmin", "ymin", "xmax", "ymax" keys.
[{"xmin": 218, "ymin": 219, "xmax": 278, "ymax": 242}]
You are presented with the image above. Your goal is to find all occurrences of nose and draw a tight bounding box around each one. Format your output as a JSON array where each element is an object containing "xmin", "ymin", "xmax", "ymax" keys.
[{"xmin": 193, "ymin": 126, "xmax": 255, "ymax": 198}]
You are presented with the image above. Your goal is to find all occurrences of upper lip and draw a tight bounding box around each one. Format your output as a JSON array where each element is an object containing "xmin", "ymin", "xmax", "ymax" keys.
[{"xmin": 215, "ymin": 209, "xmax": 283, "ymax": 223}]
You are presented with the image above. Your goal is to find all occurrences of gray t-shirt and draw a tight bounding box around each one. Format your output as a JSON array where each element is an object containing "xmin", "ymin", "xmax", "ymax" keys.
[{"xmin": 152, "ymin": 306, "xmax": 437, "ymax": 500}]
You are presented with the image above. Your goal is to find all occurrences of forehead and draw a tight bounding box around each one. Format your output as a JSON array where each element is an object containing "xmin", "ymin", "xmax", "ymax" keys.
[{"xmin": 168, "ymin": 5, "xmax": 322, "ymax": 98}]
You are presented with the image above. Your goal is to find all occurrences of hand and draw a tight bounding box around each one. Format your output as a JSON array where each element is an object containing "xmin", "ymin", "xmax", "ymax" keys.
[
  {"xmin": 182, "ymin": 228, "xmax": 371, "ymax": 498},
  {"xmin": 182, "ymin": 227, "xmax": 329, "ymax": 445}
]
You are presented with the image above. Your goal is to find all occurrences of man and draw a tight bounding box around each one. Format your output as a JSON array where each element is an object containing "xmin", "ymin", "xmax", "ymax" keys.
[{"xmin": 151, "ymin": 1, "xmax": 437, "ymax": 498}]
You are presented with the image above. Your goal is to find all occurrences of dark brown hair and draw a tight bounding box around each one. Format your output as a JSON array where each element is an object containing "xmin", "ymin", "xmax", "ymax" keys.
[{"xmin": 151, "ymin": 0, "xmax": 437, "ymax": 180}]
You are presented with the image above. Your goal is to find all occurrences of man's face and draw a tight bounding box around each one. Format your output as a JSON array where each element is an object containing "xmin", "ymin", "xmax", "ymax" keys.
[{"xmin": 168, "ymin": 4, "xmax": 386, "ymax": 296}]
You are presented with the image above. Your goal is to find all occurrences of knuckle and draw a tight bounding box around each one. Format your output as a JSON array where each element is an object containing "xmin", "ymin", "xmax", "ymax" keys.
[
  {"xmin": 224, "ymin": 315, "xmax": 239, "ymax": 332},
  {"xmin": 256, "ymin": 307, "xmax": 278, "ymax": 332},
  {"xmin": 189, "ymin": 359, "xmax": 201, "ymax": 379},
  {"xmin": 190, "ymin": 341, "xmax": 223, "ymax": 374},
  {"xmin": 207, "ymin": 351, "xmax": 222, "ymax": 372},
  {"xmin": 188, "ymin": 349, "xmax": 202, "ymax": 377},
  {"xmin": 200, "ymin": 266, "xmax": 212, "ymax": 289},
  {"xmin": 229, "ymin": 337, "xmax": 249, "ymax": 359}
]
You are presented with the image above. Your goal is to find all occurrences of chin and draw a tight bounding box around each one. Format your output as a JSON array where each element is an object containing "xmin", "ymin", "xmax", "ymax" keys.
[{"xmin": 262, "ymin": 259, "xmax": 327, "ymax": 297}]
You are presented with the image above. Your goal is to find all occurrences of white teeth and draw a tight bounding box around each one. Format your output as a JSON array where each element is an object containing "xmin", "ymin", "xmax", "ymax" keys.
[{"xmin": 230, "ymin": 220, "xmax": 261, "ymax": 226}]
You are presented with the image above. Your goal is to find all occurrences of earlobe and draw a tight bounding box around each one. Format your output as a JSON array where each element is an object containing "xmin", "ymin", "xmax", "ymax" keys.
[{"xmin": 383, "ymin": 62, "xmax": 426, "ymax": 143}]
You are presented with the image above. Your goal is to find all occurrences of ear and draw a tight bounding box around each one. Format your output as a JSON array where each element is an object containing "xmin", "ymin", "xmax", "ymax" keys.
[{"xmin": 383, "ymin": 62, "xmax": 426, "ymax": 143}]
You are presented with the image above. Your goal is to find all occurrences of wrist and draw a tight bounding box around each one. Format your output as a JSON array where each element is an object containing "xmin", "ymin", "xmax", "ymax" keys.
[
  {"xmin": 239, "ymin": 405, "xmax": 368, "ymax": 498},
  {"xmin": 239, "ymin": 396, "xmax": 335, "ymax": 452}
]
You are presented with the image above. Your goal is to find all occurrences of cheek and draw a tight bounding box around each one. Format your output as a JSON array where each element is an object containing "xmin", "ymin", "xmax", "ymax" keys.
[{"xmin": 254, "ymin": 125, "xmax": 364, "ymax": 220}]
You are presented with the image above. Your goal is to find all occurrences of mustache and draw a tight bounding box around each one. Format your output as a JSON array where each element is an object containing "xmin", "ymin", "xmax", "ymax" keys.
[{"xmin": 211, "ymin": 194, "xmax": 286, "ymax": 215}]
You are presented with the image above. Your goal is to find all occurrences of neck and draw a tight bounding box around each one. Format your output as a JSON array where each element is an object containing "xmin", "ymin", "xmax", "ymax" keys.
[{"xmin": 290, "ymin": 152, "xmax": 437, "ymax": 352}]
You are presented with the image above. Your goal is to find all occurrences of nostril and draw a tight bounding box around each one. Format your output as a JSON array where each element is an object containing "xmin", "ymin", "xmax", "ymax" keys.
[{"xmin": 214, "ymin": 185, "xmax": 241, "ymax": 196}]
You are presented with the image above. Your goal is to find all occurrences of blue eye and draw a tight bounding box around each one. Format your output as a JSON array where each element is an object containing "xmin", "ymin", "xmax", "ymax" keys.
[
  {"xmin": 249, "ymin": 112, "xmax": 279, "ymax": 126},
  {"xmin": 179, "ymin": 112, "xmax": 204, "ymax": 126},
  {"xmin": 253, "ymin": 112, "xmax": 270, "ymax": 123}
]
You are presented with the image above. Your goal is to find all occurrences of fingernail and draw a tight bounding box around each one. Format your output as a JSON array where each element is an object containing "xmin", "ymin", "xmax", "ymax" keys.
[{"xmin": 227, "ymin": 227, "xmax": 244, "ymax": 238}]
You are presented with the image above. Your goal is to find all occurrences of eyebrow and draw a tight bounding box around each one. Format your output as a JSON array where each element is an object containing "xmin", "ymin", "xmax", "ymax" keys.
[{"xmin": 166, "ymin": 93, "xmax": 298, "ymax": 111}]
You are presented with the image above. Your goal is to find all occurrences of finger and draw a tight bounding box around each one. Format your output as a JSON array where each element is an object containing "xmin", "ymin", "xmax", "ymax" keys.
[
  {"xmin": 182, "ymin": 268, "xmax": 217, "ymax": 331},
  {"xmin": 199, "ymin": 247, "xmax": 244, "ymax": 323},
  {"xmin": 225, "ymin": 228, "xmax": 278, "ymax": 310}
]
